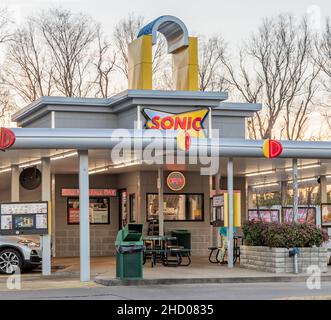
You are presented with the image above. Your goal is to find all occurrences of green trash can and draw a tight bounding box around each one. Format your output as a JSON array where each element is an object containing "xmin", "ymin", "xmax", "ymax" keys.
[
  {"xmin": 172, "ymin": 229, "xmax": 191, "ymax": 251},
  {"xmin": 115, "ymin": 224, "xmax": 144, "ymax": 280}
]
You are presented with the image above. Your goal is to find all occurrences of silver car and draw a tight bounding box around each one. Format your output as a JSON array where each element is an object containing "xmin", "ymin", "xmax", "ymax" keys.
[{"xmin": 0, "ymin": 235, "xmax": 42, "ymax": 274}]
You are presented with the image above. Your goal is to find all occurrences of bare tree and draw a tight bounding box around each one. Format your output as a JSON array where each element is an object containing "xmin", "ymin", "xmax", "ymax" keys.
[
  {"xmin": 0, "ymin": 8, "xmax": 13, "ymax": 43},
  {"xmin": 92, "ymin": 28, "xmax": 116, "ymax": 98},
  {"xmin": 318, "ymin": 19, "xmax": 331, "ymax": 83},
  {"xmin": 113, "ymin": 13, "xmax": 144, "ymax": 79},
  {"xmin": 3, "ymin": 20, "xmax": 54, "ymax": 103},
  {"xmin": 113, "ymin": 13, "xmax": 166, "ymax": 82},
  {"xmin": 199, "ymin": 35, "xmax": 228, "ymax": 91},
  {"xmin": 318, "ymin": 19, "xmax": 331, "ymax": 132},
  {"xmin": 0, "ymin": 8, "xmax": 16, "ymax": 126},
  {"xmin": 0, "ymin": 89, "xmax": 19, "ymax": 127},
  {"xmin": 37, "ymin": 8, "xmax": 98, "ymax": 97},
  {"xmin": 222, "ymin": 14, "xmax": 321, "ymax": 140}
]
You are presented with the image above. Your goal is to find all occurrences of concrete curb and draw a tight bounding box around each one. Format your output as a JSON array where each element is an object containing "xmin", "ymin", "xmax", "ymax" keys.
[{"xmin": 95, "ymin": 275, "xmax": 331, "ymax": 286}]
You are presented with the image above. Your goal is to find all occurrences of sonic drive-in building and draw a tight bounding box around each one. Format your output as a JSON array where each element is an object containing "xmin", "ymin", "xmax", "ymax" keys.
[{"xmin": 0, "ymin": 16, "xmax": 330, "ymax": 281}]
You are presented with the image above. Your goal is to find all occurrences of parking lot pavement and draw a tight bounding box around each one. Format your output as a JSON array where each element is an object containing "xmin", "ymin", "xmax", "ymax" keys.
[
  {"xmin": 0, "ymin": 282, "xmax": 331, "ymax": 300},
  {"xmin": 0, "ymin": 272, "xmax": 101, "ymax": 292}
]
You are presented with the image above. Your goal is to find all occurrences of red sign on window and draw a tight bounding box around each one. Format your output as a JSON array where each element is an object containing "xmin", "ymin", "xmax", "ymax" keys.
[{"xmin": 62, "ymin": 189, "xmax": 117, "ymax": 197}]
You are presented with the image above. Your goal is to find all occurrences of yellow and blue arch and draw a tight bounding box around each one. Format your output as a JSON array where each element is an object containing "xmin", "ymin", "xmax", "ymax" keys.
[{"xmin": 128, "ymin": 15, "xmax": 199, "ymax": 91}]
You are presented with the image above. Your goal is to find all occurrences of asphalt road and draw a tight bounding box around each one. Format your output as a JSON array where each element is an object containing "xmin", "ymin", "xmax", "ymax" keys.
[{"xmin": 0, "ymin": 282, "xmax": 331, "ymax": 300}]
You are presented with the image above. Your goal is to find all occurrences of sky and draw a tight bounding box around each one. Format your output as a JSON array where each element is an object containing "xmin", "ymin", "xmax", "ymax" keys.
[
  {"xmin": 1, "ymin": 0, "xmax": 331, "ymax": 136},
  {"xmin": 2, "ymin": 0, "xmax": 331, "ymax": 46}
]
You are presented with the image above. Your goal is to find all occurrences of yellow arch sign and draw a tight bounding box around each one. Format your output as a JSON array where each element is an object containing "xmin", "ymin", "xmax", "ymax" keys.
[{"xmin": 128, "ymin": 16, "xmax": 198, "ymax": 91}]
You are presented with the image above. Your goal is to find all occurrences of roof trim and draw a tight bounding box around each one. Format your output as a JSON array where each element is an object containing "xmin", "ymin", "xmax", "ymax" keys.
[
  {"xmin": 12, "ymin": 96, "xmax": 110, "ymax": 122},
  {"xmin": 216, "ymin": 102, "xmax": 262, "ymax": 112},
  {"xmin": 12, "ymin": 90, "xmax": 230, "ymax": 122}
]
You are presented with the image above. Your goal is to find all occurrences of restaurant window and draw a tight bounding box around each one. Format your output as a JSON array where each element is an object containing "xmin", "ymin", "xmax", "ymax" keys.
[
  {"xmin": 147, "ymin": 194, "xmax": 204, "ymax": 221},
  {"xmin": 67, "ymin": 197, "xmax": 110, "ymax": 225}
]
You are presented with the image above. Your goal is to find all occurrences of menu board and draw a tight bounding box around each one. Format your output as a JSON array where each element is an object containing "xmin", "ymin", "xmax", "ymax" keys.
[
  {"xmin": 321, "ymin": 204, "xmax": 331, "ymax": 227},
  {"xmin": 213, "ymin": 195, "xmax": 224, "ymax": 207},
  {"xmin": 248, "ymin": 209, "xmax": 280, "ymax": 223},
  {"xmin": 67, "ymin": 198, "xmax": 110, "ymax": 225},
  {"xmin": 282, "ymin": 207, "xmax": 316, "ymax": 225},
  {"xmin": 0, "ymin": 202, "xmax": 49, "ymax": 235}
]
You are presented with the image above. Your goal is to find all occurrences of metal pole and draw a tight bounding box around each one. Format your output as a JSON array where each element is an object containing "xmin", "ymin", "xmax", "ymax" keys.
[
  {"xmin": 215, "ymin": 172, "xmax": 221, "ymax": 194},
  {"xmin": 227, "ymin": 158, "xmax": 234, "ymax": 268},
  {"xmin": 11, "ymin": 165, "xmax": 20, "ymax": 202},
  {"xmin": 281, "ymin": 181, "xmax": 288, "ymax": 207},
  {"xmin": 320, "ymin": 175, "xmax": 327, "ymax": 204},
  {"xmin": 79, "ymin": 150, "xmax": 90, "ymax": 282},
  {"xmin": 294, "ymin": 253, "xmax": 299, "ymax": 274},
  {"xmin": 158, "ymin": 167, "xmax": 164, "ymax": 236},
  {"xmin": 247, "ymin": 186, "xmax": 254, "ymax": 210},
  {"xmin": 212, "ymin": 169, "xmax": 222, "ymax": 247},
  {"xmin": 293, "ymin": 159, "xmax": 298, "ymax": 223},
  {"xmin": 41, "ymin": 157, "xmax": 51, "ymax": 276}
]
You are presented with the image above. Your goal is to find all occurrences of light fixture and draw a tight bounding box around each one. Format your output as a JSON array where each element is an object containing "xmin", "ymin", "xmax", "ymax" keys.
[
  {"xmin": 246, "ymin": 170, "xmax": 274, "ymax": 177},
  {"xmin": 19, "ymin": 160, "xmax": 42, "ymax": 169},
  {"xmin": 247, "ymin": 162, "xmax": 321, "ymax": 176},
  {"xmin": 112, "ymin": 161, "xmax": 141, "ymax": 169},
  {"xmin": 51, "ymin": 152, "xmax": 77, "ymax": 161},
  {"xmin": 252, "ymin": 182, "xmax": 279, "ymax": 189},
  {"xmin": 299, "ymin": 164, "xmax": 320, "ymax": 170},
  {"xmin": 0, "ymin": 167, "xmax": 11, "ymax": 174},
  {"xmin": 284, "ymin": 163, "xmax": 320, "ymax": 172},
  {"xmin": 89, "ymin": 167, "xmax": 109, "ymax": 175},
  {"xmin": 298, "ymin": 177, "xmax": 317, "ymax": 183}
]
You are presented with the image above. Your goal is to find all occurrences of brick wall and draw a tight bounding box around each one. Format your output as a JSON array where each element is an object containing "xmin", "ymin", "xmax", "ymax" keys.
[
  {"xmin": 54, "ymin": 174, "xmax": 119, "ymax": 257},
  {"xmin": 240, "ymin": 246, "xmax": 328, "ymax": 273}
]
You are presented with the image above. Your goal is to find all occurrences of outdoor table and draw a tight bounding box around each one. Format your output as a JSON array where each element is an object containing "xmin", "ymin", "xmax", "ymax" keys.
[
  {"xmin": 162, "ymin": 247, "xmax": 191, "ymax": 267},
  {"xmin": 143, "ymin": 236, "xmax": 178, "ymax": 267},
  {"xmin": 208, "ymin": 235, "xmax": 243, "ymax": 265}
]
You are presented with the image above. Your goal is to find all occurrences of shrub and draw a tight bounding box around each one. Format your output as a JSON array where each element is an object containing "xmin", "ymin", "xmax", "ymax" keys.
[
  {"xmin": 242, "ymin": 221, "xmax": 266, "ymax": 246},
  {"xmin": 242, "ymin": 221, "xmax": 329, "ymax": 248}
]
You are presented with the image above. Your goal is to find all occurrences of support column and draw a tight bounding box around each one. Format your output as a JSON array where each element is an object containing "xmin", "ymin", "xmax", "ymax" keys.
[
  {"xmin": 320, "ymin": 175, "xmax": 327, "ymax": 204},
  {"xmin": 247, "ymin": 186, "xmax": 254, "ymax": 210},
  {"xmin": 158, "ymin": 167, "xmax": 164, "ymax": 236},
  {"xmin": 41, "ymin": 158, "xmax": 51, "ymax": 276},
  {"xmin": 293, "ymin": 159, "xmax": 299, "ymax": 223},
  {"xmin": 11, "ymin": 165, "xmax": 20, "ymax": 202},
  {"xmin": 227, "ymin": 158, "xmax": 234, "ymax": 268},
  {"xmin": 281, "ymin": 181, "xmax": 288, "ymax": 207},
  {"xmin": 51, "ymin": 174, "xmax": 56, "ymax": 257},
  {"xmin": 215, "ymin": 172, "xmax": 221, "ymax": 194},
  {"xmin": 79, "ymin": 150, "xmax": 90, "ymax": 282},
  {"xmin": 212, "ymin": 170, "xmax": 222, "ymax": 247}
]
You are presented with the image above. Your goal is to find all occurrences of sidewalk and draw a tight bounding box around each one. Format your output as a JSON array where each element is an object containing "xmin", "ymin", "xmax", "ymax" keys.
[
  {"xmin": 94, "ymin": 256, "xmax": 331, "ymax": 286},
  {"xmin": 0, "ymin": 256, "xmax": 330, "ymax": 290}
]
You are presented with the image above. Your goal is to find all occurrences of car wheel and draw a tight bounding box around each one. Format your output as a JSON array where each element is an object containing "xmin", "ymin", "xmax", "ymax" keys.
[{"xmin": 0, "ymin": 249, "xmax": 23, "ymax": 275}]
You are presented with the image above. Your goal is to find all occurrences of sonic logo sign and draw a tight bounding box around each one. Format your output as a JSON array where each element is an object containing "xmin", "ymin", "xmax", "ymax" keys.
[
  {"xmin": 143, "ymin": 108, "xmax": 209, "ymax": 138},
  {"xmin": 0, "ymin": 128, "xmax": 15, "ymax": 151},
  {"xmin": 263, "ymin": 139, "xmax": 283, "ymax": 159}
]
